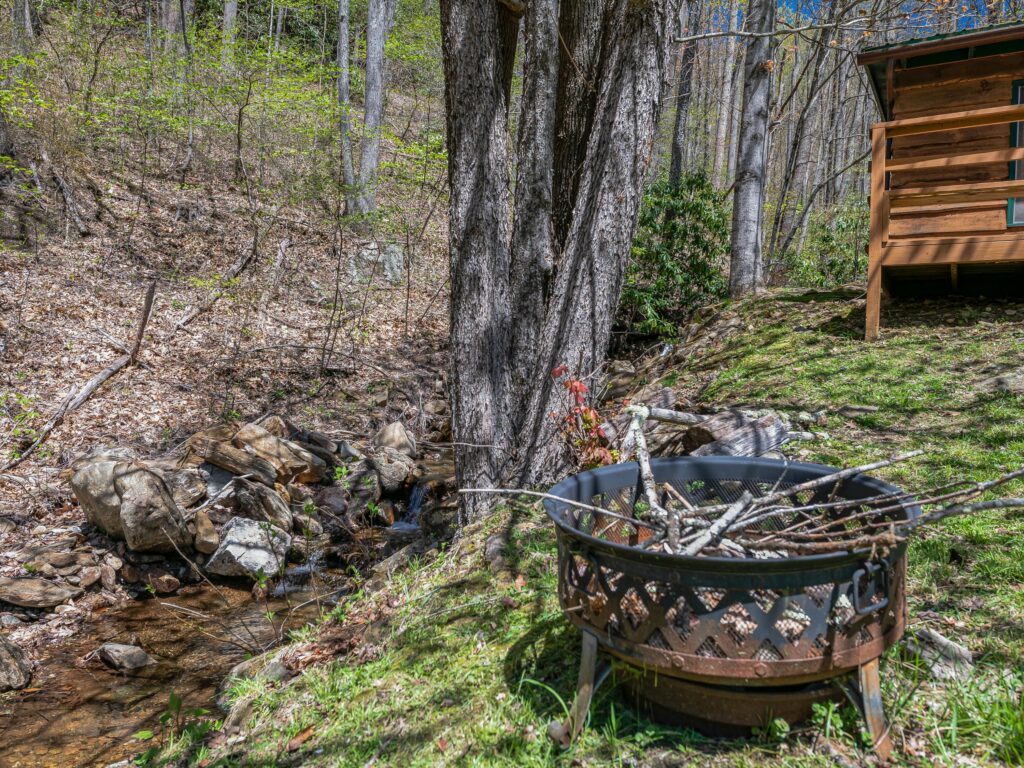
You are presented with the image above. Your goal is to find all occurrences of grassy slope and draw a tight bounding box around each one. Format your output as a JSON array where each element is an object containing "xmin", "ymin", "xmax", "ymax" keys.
[{"xmin": 205, "ymin": 291, "xmax": 1024, "ymax": 768}]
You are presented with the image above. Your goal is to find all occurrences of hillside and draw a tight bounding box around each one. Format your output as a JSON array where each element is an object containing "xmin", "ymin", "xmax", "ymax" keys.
[{"xmin": 198, "ymin": 290, "xmax": 1024, "ymax": 768}]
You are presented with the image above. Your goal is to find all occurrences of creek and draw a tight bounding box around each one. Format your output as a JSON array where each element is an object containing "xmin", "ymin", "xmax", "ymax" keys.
[{"xmin": 0, "ymin": 575, "xmax": 348, "ymax": 767}]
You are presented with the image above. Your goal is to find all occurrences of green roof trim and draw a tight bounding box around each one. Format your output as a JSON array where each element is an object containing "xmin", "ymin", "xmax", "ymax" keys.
[
  {"xmin": 858, "ymin": 22, "xmax": 1024, "ymax": 121},
  {"xmin": 861, "ymin": 19, "xmax": 1024, "ymax": 56}
]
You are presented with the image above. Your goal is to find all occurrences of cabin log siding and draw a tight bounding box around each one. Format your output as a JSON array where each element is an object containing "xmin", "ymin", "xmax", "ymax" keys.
[{"xmin": 888, "ymin": 53, "xmax": 1023, "ymax": 238}]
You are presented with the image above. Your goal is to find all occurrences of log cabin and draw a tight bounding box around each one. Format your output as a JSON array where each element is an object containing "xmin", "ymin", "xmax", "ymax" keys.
[{"xmin": 859, "ymin": 23, "xmax": 1024, "ymax": 340}]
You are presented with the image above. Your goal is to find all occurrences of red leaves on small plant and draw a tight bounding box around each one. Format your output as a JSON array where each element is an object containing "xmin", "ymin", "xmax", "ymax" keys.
[{"xmin": 548, "ymin": 365, "xmax": 617, "ymax": 471}]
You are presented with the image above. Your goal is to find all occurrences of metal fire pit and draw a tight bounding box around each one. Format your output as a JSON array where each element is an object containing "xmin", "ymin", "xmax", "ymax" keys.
[{"xmin": 543, "ymin": 456, "xmax": 919, "ymax": 757}]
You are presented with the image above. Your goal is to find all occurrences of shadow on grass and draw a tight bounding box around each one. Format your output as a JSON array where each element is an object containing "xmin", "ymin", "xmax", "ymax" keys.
[{"xmin": 774, "ymin": 288, "xmax": 864, "ymax": 303}]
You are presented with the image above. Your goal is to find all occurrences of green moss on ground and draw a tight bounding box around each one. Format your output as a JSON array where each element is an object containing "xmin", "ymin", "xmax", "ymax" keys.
[{"xmin": 201, "ymin": 291, "xmax": 1024, "ymax": 767}]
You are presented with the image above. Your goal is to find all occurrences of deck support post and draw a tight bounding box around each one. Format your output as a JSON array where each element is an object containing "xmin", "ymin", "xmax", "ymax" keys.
[{"xmin": 866, "ymin": 124, "xmax": 888, "ymax": 341}]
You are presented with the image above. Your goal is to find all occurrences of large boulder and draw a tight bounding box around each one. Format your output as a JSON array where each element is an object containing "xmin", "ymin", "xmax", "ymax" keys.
[
  {"xmin": 156, "ymin": 467, "xmax": 208, "ymax": 509},
  {"xmin": 113, "ymin": 463, "xmax": 193, "ymax": 553},
  {"xmin": 69, "ymin": 459, "xmax": 125, "ymax": 539},
  {"xmin": 232, "ymin": 478, "xmax": 293, "ymax": 532},
  {"xmin": 0, "ymin": 637, "xmax": 31, "ymax": 691},
  {"xmin": 70, "ymin": 459, "xmax": 193, "ymax": 554},
  {"xmin": 350, "ymin": 242, "xmax": 404, "ymax": 285},
  {"xmin": 231, "ymin": 422, "xmax": 327, "ymax": 484},
  {"xmin": 206, "ymin": 518, "xmax": 290, "ymax": 580},
  {"xmin": 233, "ymin": 423, "xmax": 313, "ymax": 483},
  {"xmin": 372, "ymin": 423, "xmax": 415, "ymax": 460},
  {"xmin": 367, "ymin": 447, "xmax": 416, "ymax": 494},
  {"xmin": 373, "ymin": 422, "xmax": 417, "ymax": 458}
]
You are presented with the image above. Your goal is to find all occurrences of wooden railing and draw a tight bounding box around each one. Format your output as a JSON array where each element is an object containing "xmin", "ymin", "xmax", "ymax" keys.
[{"xmin": 866, "ymin": 104, "xmax": 1024, "ymax": 339}]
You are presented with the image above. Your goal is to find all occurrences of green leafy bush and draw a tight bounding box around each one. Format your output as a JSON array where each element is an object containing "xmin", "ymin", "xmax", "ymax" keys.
[
  {"xmin": 618, "ymin": 174, "xmax": 729, "ymax": 338},
  {"xmin": 784, "ymin": 197, "xmax": 868, "ymax": 288}
]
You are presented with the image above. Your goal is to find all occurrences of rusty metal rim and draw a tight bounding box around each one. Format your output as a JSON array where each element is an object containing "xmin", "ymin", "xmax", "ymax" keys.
[
  {"xmin": 544, "ymin": 456, "xmax": 921, "ymax": 574},
  {"xmin": 565, "ymin": 611, "xmax": 906, "ymax": 686}
]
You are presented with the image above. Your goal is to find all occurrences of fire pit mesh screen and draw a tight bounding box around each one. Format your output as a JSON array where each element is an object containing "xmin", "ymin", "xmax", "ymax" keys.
[{"xmin": 546, "ymin": 457, "xmax": 916, "ymax": 683}]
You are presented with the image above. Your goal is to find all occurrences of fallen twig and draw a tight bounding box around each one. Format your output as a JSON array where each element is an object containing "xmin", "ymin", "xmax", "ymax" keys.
[{"xmin": 2, "ymin": 283, "xmax": 156, "ymax": 471}]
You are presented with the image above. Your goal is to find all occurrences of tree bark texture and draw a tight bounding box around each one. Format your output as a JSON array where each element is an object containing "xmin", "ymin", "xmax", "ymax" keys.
[
  {"xmin": 669, "ymin": 0, "xmax": 699, "ymax": 188},
  {"xmin": 728, "ymin": 0, "xmax": 774, "ymax": 297},
  {"xmin": 442, "ymin": 0, "xmax": 678, "ymax": 524},
  {"xmin": 712, "ymin": 0, "xmax": 739, "ymax": 187},
  {"xmin": 337, "ymin": 0, "xmax": 358, "ymax": 210},
  {"xmin": 351, "ymin": 0, "xmax": 398, "ymax": 215},
  {"xmin": 222, "ymin": 0, "xmax": 237, "ymax": 63}
]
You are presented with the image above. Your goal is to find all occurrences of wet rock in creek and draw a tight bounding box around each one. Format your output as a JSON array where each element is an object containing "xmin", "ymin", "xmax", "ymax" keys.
[
  {"xmin": 96, "ymin": 642, "xmax": 155, "ymax": 671},
  {"xmin": 367, "ymin": 447, "xmax": 416, "ymax": 494},
  {"xmin": 205, "ymin": 517, "xmax": 290, "ymax": 580},
  {"xmin": 0, "ymin": 637, "xmax": 31, "ymax": 691}
]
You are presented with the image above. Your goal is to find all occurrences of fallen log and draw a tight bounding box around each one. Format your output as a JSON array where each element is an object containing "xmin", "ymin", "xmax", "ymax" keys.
[
  {"xmin": 682, "ymin": 410, "xmax": 754, "ymax": 453},
  {"xmin": 2, "ymin": 282, "xmax": 156, "ymax": 471},
  {"xmin": 690, "ymin": 413, "xmax": 789, "ymax": 457},
  {"xmin": 188, "ymin": 437, "xmax": 277, "ymax": 487}
]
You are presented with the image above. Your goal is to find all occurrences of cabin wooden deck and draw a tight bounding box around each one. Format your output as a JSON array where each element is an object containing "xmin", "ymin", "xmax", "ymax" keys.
[{"xmin": 860, "ymin": 24, "xmax": 1024, "ymax": 340}]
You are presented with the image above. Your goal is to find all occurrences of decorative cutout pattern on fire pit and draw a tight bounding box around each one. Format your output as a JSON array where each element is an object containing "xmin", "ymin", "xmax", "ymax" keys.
[
  {"xmin": 547, "ymin": 457, "xmax": 912, "ymax": 684},
  {"xmin": 559, "ymin": 545, "xmax": 902, "ymax": 678}
]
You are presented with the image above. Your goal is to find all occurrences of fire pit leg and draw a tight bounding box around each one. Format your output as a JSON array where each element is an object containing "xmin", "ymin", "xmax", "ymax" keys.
[
  {"xmin": 856, "ymin": 658, "xmax": 892, "ymax": 761},
  {"xmin": 547, "ymin": 631, "xmax": 610, "ymax": 748}
]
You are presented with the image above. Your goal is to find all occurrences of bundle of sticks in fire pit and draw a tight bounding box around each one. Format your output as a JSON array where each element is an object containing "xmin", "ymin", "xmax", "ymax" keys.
[
  {"xmin": 613, "ymin": 405, "xmax": 1024, "ymax": 558},
  {"xmin": 463, "ymin": 406, "xmax": 1024, "ymax": 560}
]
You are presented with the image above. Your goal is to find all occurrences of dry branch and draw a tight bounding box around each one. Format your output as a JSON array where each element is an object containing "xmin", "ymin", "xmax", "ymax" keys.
[
  {"xmin": 2, "ymin": 283, "xmax": 157, "ymax": 470},
  {"xmin": 174, "ymin": 243, "xmax": 259, "ymax": 331},
  {"xmin": 682, "ymin": 491, "xmax": 752, "ymax": 556}
]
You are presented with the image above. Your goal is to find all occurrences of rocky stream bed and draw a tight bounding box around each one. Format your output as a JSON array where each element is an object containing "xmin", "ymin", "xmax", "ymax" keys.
[{"xmin": 0, "ymin": 411, "xmax": 456, "ymax": 768}]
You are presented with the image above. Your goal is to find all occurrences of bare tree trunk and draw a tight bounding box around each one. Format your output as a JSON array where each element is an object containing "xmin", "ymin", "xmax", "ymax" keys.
[
  {"xmin": 222, "ymin": 0, "xmax": 237, "ymax": 64},
  {"xmin": 767, "ymin": 15, "xmax": 834, "ymax": 257},
  {"xmin": 163, "ymin": 0, "xmax": 193, "ymax": 52},
  {"xmin": 442, "ymin": 0, "xmax": 678, "ymax": 523},
  {"xmin": 441, "ymin": 0, "xmax": 520, "ymax": 522},
  {"xmin": 669, "ymin": 0, "xmax": 700, "ymax": 188},
  {"xmin": 725, "ymin": 11, "xmax": 745, "ymax": 185},
  {"xmin": 352, "ymin": 0, "xmax": 399, "ymax": 215},
  {"xmin": 337, "ymin": 0, "xmax": 358, "ymax": 212},
  {"xmin": 12, "ymin": 0, "xmax": 35, "ymax": 46},
  {"xmin": 274, "ymin": 4, "xmax": 286, "ymax": 52},
  {"xmin": 712, "ymin": 0, "xmax": 739, "ymax": 187},
  {"xmin": 728, "ymin": 0, "xmax": 774, "ymax": 297},
  {"xmin": 0, "ymin": 107, "xmax": 15, "ymax": 167}
]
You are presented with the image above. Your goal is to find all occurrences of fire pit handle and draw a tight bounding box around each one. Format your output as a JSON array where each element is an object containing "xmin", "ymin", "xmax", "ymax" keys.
[{"xmin": 851, "ymin": 561, "xmax": 890, "ymax": 617}]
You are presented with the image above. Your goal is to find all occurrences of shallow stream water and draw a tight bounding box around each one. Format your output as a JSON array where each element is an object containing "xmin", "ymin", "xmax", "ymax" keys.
[{"xmin": 0, "ymin": 580, "xmax": 340, "ymax": 767}]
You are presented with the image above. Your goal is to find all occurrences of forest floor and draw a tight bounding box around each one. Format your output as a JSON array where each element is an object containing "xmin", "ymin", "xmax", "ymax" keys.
[
  {"xmin": 199, "ymin": 288, "xmax": 1024, "ymax": 768},
  {"xmin": 0, "ymin": 160, "xmax": 449, "ymax": 552},
  {"xmin": 0, "ymin": 154, "xmax": 452, "ymax": 766}
]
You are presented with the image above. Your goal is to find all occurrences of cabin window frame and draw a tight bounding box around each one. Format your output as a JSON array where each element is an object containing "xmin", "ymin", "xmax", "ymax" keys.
[{"xmin": 1010, "ymin": 79, "xmax": 1024, "ymax": 226}]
